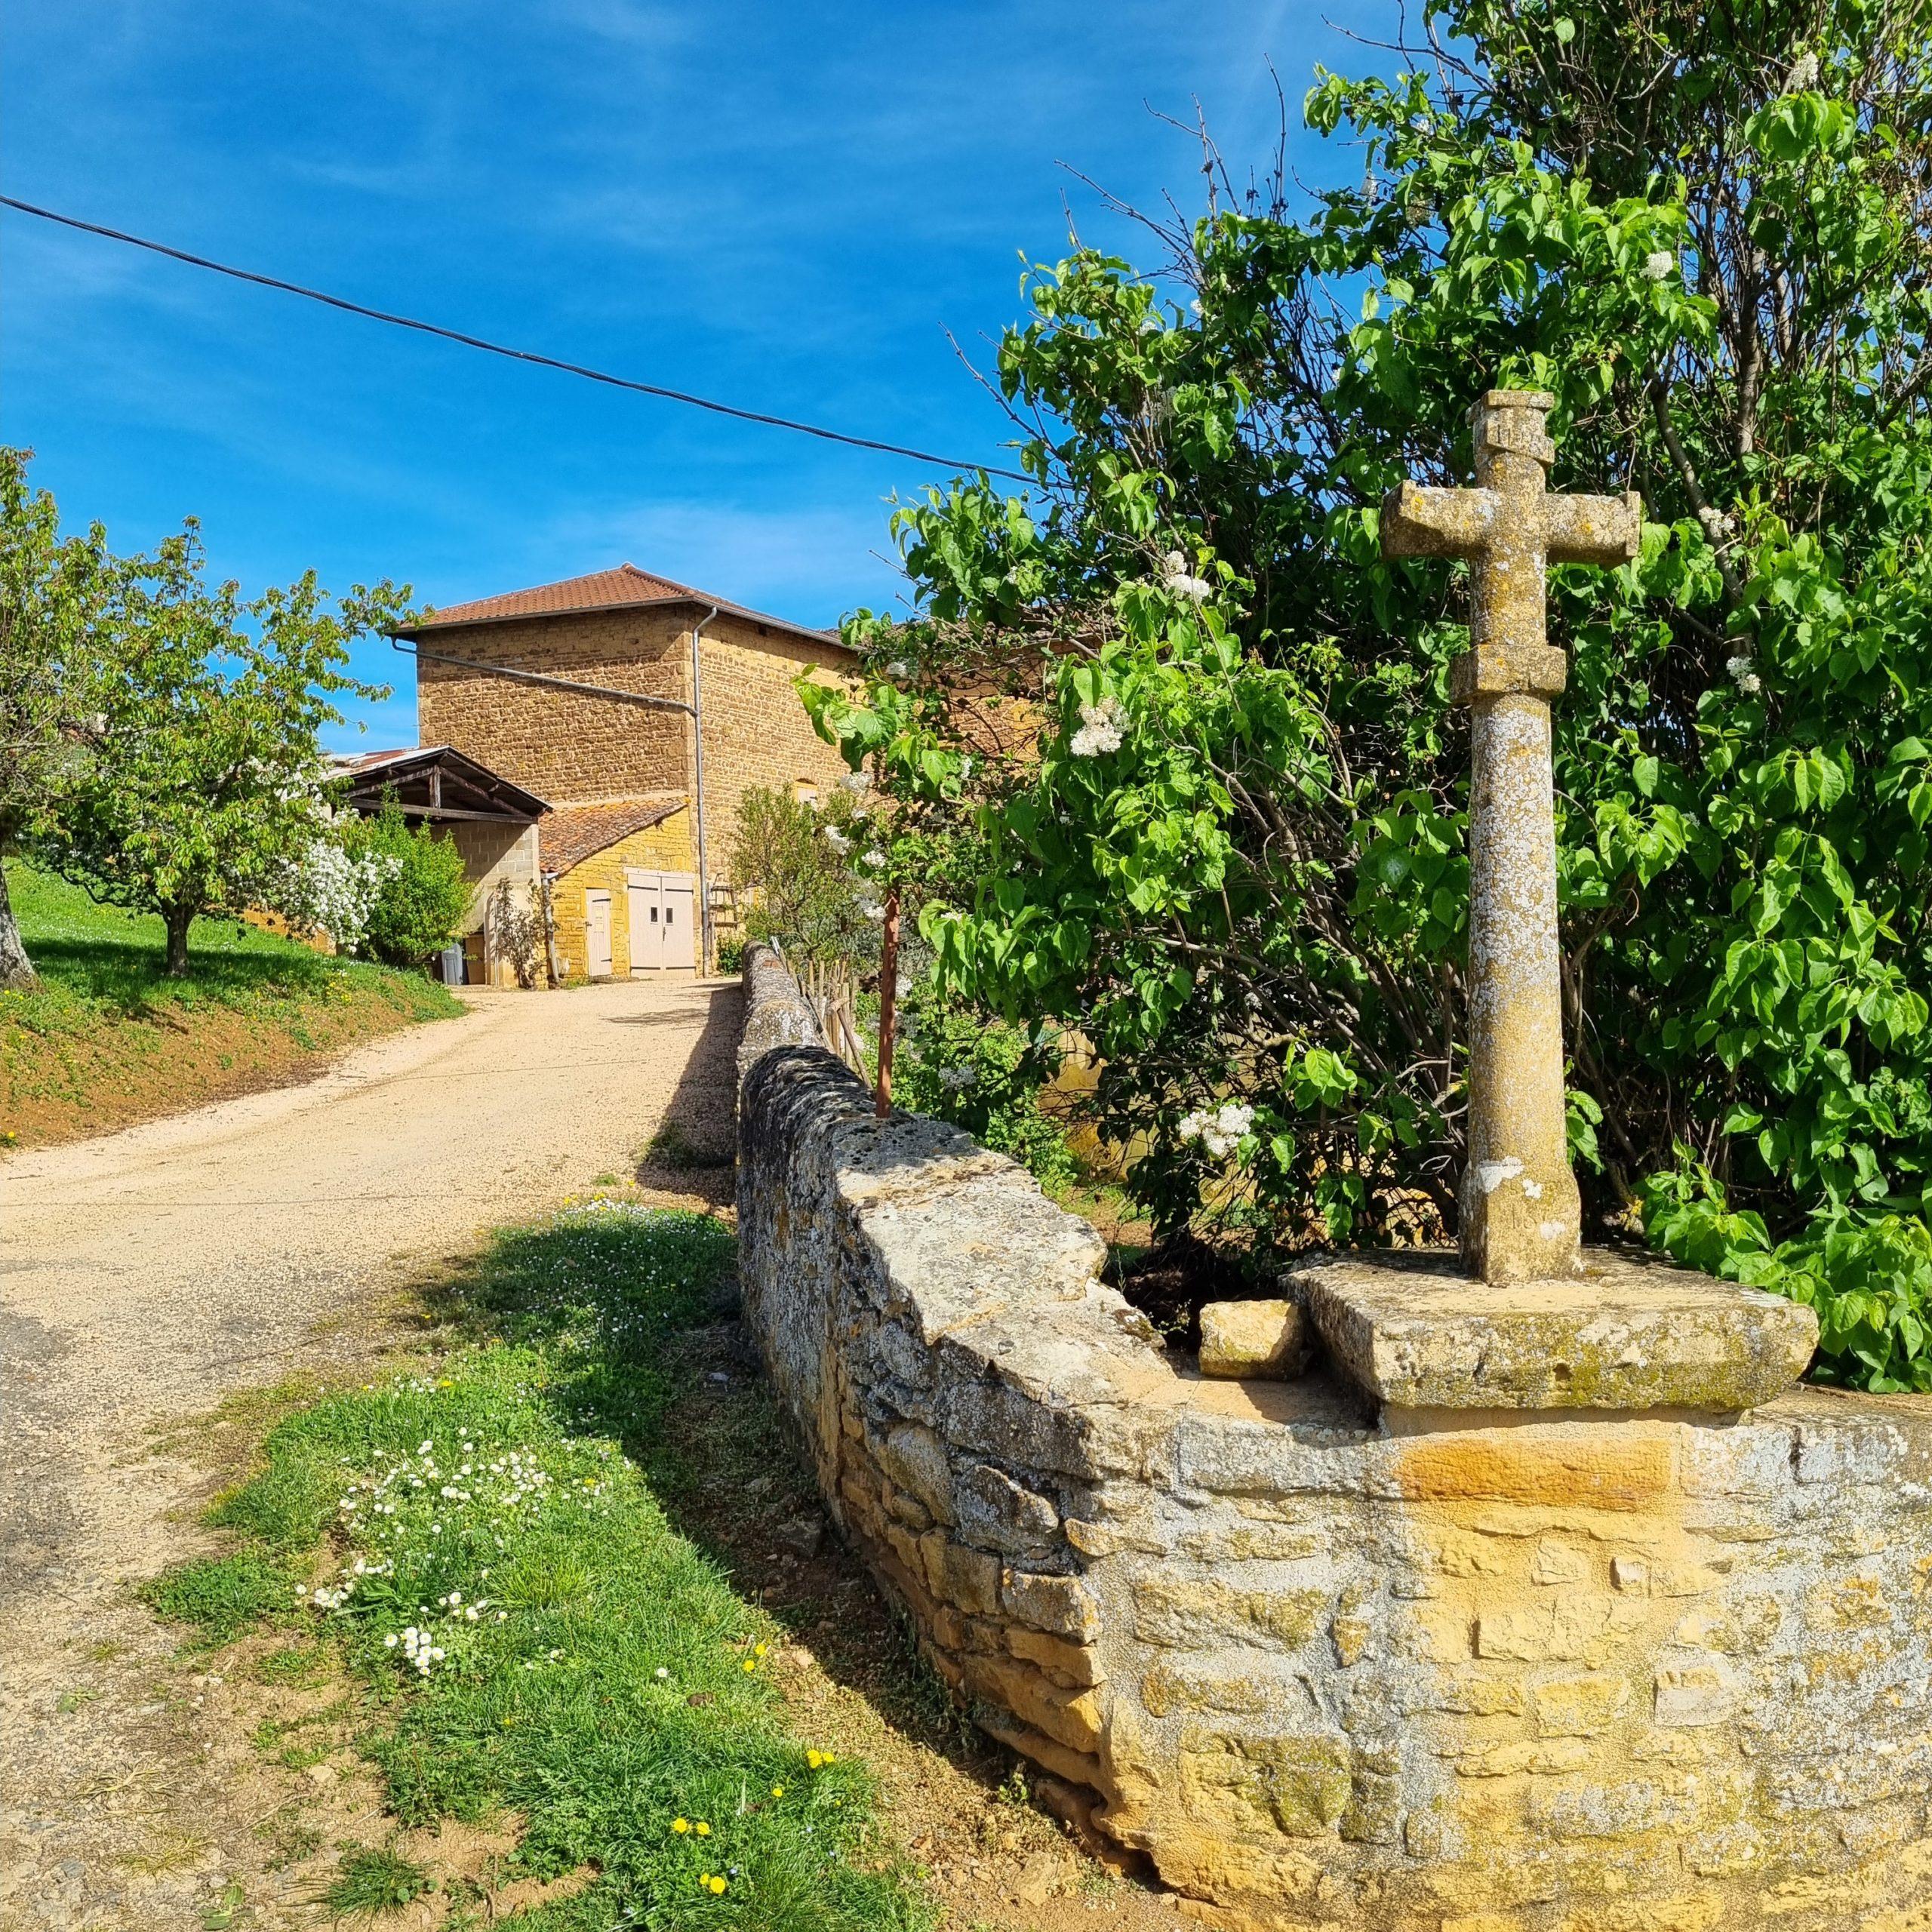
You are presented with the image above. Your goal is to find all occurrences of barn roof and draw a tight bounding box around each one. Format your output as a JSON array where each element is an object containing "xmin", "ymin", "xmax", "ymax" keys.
[
  {"xmin": 332, "ymin": 745, "xmax": 547, "ymax": 823},
  {"xmin": 395, "ymin": 563, "xmax": 848, "ymax": 654},
  {"xmin": 539, "ymin": 796, "xmax": 687, "ymax": 876}
]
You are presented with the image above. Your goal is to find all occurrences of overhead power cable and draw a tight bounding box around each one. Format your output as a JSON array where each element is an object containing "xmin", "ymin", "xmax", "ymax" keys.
[{"xmin": 0, "ymin": 193, "xmax": 1030, "ymax": 482}]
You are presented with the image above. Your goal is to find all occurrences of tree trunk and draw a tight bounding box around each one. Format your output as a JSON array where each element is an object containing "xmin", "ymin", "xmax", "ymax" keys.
[
  {"xmin": 163, "ymin": 903, "xmax": 195, "ymax": 977},
  {"xmin": 875, "ymin": 884, "xmax": 900, "ymax": 1119},
  {"xmin": 0, "ymin": 862, "xmax": 35, "ymax": 990}
]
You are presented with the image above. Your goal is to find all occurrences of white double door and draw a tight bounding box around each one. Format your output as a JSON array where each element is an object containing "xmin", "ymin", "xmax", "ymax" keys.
[{"xmin": 626, "ymin": 869, "xmax": 695, "ymax": 971}]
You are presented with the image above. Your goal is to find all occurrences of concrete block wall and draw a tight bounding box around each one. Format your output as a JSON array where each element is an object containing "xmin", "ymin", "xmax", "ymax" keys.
[{"xmin": 735, "ymin": 946, "xmax": 1932, "ymax": 1932}]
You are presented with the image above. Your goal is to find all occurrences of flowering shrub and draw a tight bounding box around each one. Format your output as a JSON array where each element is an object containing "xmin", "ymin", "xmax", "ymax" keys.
[
  {"xmin": 342, "ymin": 804, "xmax": 472, "ymax": 970},
  {"xmin": 261, "ymin": 813, "xmax": 399, "ymax": 953},
  {"xmin": 894, "ymin": 983, "xmax": 1078, "ymax": 1191},
  {"xmin": 805, "ymin": 5, "xmax": 1932, "ymax": 1389}
]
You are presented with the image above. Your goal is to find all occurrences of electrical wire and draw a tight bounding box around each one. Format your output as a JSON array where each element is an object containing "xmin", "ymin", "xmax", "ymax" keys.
[{"xmin": 0, "ymin": 193, "xmax": 1032, "ymax": 483}]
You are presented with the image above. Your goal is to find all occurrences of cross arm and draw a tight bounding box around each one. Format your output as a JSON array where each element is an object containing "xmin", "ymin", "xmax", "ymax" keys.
[
  {"xmin": 1543, "ymin": 490, "xmax": 1643, "ymax": 567},
  {"xmin": 1380, "ymin": 481, "xmax": 1498, "ymax": 561}
]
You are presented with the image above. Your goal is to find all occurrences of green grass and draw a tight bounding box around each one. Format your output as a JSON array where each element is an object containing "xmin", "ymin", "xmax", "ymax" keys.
[
  {"xmin": 323, "ymin": 1843, "xmax": 433, "ymax": 1918},
  {"xmin": 149, "ymin": 1207, "xmax": 931, "ymax": 1932},
  {"xmin": 5, "ymin": 860, "xmax": 460, "ymax": 1023}
]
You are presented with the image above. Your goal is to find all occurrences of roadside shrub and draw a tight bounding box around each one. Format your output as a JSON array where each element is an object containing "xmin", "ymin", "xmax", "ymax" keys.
[
  {"xmin": 728, "ymin": 783, "xmax": 878, "ymax": 968},
  {"xmin": 346, "ymin": 804, "xmax": 471, "ymax": 969},
  {"xmin": 715, "ymin": 933, "xmax": 747, "ymax": 976},
  {"xmin": 896, "ymin": 985, "xmax": 1077, "ymax": 1191}
]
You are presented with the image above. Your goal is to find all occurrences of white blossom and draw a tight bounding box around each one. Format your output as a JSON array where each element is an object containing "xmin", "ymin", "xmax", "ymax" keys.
[
  {"xmin": 1726, "ymin": 654, "xmax": 1763, "ymax": 695},
  {"xmin": 886, "ymin": 660, "xmax": 910, "ymax": 678},
  {"xmin": 1070, "ymin": 697, "xmax": 1126, "ymax": 758},
  {"xmin": 1159, "ymin": 549, "xmax": 1213, "ymax": 603},
  {"xmin": 937, "ymin": 1065, "xmax": 977, "ymax": 1091},
  {"xmin": 1177, "ymin": 1100, "xmax": 1255, "ymax": 1159},
  {"xmin": 1786, "ymin": 51, "xmax": 1819, "ymax": 91},
  {"xmin": 823, "ymin": 825, "xmax": 851, "ymax": 853},
  {"xmin": 862, "ymin": 849, "xmax": 886, "ymax": 871},
  {"xmin": 840, "ymin": 771, "xmax": 872, "ymax": 796},
  {"xmin": 1643, "ymin": 250, "xmax": 1675, "ymax": 281}
]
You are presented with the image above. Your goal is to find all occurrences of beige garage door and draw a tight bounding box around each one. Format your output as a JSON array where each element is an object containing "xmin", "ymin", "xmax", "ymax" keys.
[{"xmin": 626, "ymin": 871, "xmax": 696, "ymax": 971}]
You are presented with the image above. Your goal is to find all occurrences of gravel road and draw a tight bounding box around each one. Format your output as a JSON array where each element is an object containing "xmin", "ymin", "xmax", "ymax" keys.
[{"xmin": 0, "ymin": 974, "xmax": 740, "ymax": 1929}]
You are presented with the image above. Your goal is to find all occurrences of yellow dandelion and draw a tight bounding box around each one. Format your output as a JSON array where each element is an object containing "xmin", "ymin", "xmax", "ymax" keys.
[
  {"xmin": 694, "ymin": 1820, "xmax": 711, "ymax": 1838},
  {"xmin": 754, "ymin": 1641, "xmax": 769, "ymax": 1657},
  {"xmin": 771, "ymin": 1784, "xmax": 784, "ymax": 1798},
  {"xmin": 742, "ymin": 1658, "xmax": 756, "ymax": 1673},
  {"xmin": 806, "ymin": 1749, "xmax": 822, "ymax": 1768},
  {"xmin": 672, "ymin": 1818, "xmax": 691, "ymax": 1835},
  {"xmin": 709, "ymin": 1876, "xmax": 728, "ymax": 1894}
]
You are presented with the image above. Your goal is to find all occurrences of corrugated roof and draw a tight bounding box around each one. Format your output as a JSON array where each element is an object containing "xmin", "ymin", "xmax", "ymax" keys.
[
  {"xmin": 397, "ymin": 562, "xmax": 848, "ymax": 653},
  {"xmin": 540, "ymin": 796, "xmax": 686, "ymax": 875}
]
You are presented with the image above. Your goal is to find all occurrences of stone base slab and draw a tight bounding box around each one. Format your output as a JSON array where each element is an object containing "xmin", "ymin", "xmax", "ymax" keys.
[{"xmin": 1293, "ymin": 1247, "xmax": 1819, "ymax": 1413}]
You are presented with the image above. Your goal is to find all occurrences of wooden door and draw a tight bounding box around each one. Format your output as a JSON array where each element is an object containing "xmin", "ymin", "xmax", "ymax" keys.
[
  {"xmin": 658, "ymin": 873, "xmax": 695, "ymax": 968},
  {"xmin": 626, "ymin": 878, "xmax": 661, "ymax": 972},
  {"xmin": 585, "ymin": 891, "xmax": 614, "ymax": 979}
]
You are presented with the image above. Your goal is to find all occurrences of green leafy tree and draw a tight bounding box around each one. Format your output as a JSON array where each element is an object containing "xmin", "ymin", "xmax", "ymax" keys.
[
  {"xmin": 45, "ymin": 521, "xmax": 414, "ymax": 976},
  {"xmin": 0, "ymin": 448, "xmax": 122, "ymax": 988},
  {"xmin": 345, "ymin": 804, "xmax": 473, "ymax": 969},
  {"xmin": 807, "ymin": 0, "xmax": 1932, "ymax": 1389},
  {"xmin": 727, "ymin": 783, "xmax": 879, "ymax": 965}
]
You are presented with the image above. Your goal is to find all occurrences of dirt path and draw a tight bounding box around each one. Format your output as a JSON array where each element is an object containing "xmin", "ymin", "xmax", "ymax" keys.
[{"xmin": 0, "ymin": 977, "xmax": 740, "ymax": 1931}]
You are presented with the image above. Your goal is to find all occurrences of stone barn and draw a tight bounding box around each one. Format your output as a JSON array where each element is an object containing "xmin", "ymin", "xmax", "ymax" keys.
[{"xmin": 394, "ymin": 563, "xmax": 854, "ymax": 972}]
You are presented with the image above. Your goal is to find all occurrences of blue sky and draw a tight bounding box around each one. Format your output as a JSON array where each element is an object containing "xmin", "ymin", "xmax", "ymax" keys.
[{"xmin": 3, "ymin": 0, "xmax": 1395, "ymax": 749}]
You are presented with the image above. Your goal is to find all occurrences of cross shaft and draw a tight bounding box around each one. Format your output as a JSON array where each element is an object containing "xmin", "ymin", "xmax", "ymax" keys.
[{"xmin": 1382, "ymin": 390, "xmax": 1641, "ymax": 1284}]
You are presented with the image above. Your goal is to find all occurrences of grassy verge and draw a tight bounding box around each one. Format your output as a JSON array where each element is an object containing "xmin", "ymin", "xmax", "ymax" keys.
[
  {"xmin": 2, "ymin": 861, "xmax": 463, "ymax": 1148},
  {"xmin": 148, "ymin": 1208, "xmax": 931, "ymax": 1930}
]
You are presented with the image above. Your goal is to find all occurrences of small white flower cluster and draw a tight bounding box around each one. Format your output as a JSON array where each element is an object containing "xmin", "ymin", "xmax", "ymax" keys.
[
  {"xmin": 1643, "ymin": 250, "xmax": 1675, "ymax": 281},
  {"xmin": 840, "ymin": 771, "xmax": 872, "ymax": 797},
  {"xmin": 886, "ymin": 659, "xmax": 911, "ymax": 678},
  {"xmin": 936, "ymin": 1065, "xmax": 977, "ymax": 1091},
  {"xmin": 1697, "ymin": 503, "xmax": 1737, "ymax": 538},
  {"xmin": 1786, "ymin": 51, "xmax": 1820, "ymax": 92},
  {"xmin": 386, "ymin": 1626, "xmax": 447, "ymax": 1676},
  {"xmin": 1178, "ymin": 1100, "xmax": 1255, "ymax": 1158},
  {"xmin": 263, "ymin": 822, "xmax": 400, "ymax": 952},
  {"xmin": 823, "ymin": 825, "xmax": 851, "ymax": 853},
  {"xmin": 1160, "ymin": 549, "xmax": 1213, "ymax": 604},
  {"xmin": 1071, "ymin": 697, "xmax": 1126, "ymax": 758},
  {"xmin": 1726, "ymin": 654, "xmax": 1763, "ymax": 695}
]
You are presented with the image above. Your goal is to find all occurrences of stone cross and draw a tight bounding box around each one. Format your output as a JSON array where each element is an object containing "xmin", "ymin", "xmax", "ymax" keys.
[{"xmin": 1382, "ymin": 390, "xmax": 1641, "ymax": 1285}]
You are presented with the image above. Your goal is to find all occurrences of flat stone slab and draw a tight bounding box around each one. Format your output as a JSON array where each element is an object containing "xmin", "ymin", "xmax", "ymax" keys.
[{"xmin": 1292, "ymin": 1248, "xmax": 1818, "ymax": 1413}]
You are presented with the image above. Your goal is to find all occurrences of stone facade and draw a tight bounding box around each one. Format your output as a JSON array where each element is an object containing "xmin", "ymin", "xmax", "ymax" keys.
[
  {"xmin": 549, "ymin": 811, "xmax": 695, "ymax": 983},
  {"xmin": 415, "ymin": 605, "xmax": 851, "ymax": 854},
  {"xmin": 736, "ymin": 947, "xmax": 1932, "ymax": 1931}
]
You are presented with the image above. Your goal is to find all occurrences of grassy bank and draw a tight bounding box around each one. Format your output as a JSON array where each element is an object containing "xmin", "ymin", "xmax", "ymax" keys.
[
  {"xmin": 152, "ymin": 1208, "xmax": 931, "ymax": 1930},
  {"xmin": 2, "ymin": 861, "xmax": 463, "ymax": 1148}
]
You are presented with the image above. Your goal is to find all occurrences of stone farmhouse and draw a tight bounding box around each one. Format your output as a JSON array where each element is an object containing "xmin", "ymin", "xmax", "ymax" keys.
[{"xmin": 385, "ymin": 563, "xmax": 854, "ymax": 982}]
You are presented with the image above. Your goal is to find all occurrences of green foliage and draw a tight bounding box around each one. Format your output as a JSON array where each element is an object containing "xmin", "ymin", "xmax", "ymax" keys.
[
  {"xmin": 145, "ymin": 1208, "xmax": 928, "ymax": 1931},
  {"xmin": 807, "ymin": 1, "xmax": 1932, "ymax": 1387},
  {"xmin": 714, "ymin": 933, "xmax": 747, "ymax": 976},
  {"xmin": 346, "ymin": 805, "xmax": 472, "ymax": 969},
  {"xmin": 146, "ymin": 1551, "xmax": 294, "ymax": 1644},
  {"xmin": 894, "ymin": 986, "xmax": 1078, "ymax": 1190},
  {"xmin": 0, "ymin": 447, "xmax": 125, "ymax": 984},
  {"xmin": 727, "ymin": 783, "xmax": 880, "ymax": 966},
  {"xmin": 323, "ymin": 1844, "xmax": 432, "ymax": 1918},
  {"xmin": 34, "ymin": 511, "xmax": 413, "ymax": 974}
]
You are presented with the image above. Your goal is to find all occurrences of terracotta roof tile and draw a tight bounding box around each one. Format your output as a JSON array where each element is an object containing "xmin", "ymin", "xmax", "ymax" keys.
[
  {"xmin": 400, "ymin": 561, "xmax": 847, "ymax": 651},
  {"xmin": 540, "ymin": 795, "xmax": 686, "ymax": 875}
]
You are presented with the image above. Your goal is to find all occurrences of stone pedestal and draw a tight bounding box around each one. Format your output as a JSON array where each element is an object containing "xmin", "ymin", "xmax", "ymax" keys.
[{"xmin": 1294, "ymin": 1249, "xmax": 1820, "ymax": 1414}]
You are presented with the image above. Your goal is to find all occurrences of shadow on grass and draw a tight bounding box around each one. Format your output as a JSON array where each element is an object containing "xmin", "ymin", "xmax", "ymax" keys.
[{"xmin": 419, "ymin": 1210, "xmax": 1023, "ymax": 1810}]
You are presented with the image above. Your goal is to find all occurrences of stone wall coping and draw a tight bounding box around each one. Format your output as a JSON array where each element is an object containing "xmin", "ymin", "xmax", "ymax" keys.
[{"xmin": 736, "ymin": 946, "xmax": 1927, "ymax": 1472}]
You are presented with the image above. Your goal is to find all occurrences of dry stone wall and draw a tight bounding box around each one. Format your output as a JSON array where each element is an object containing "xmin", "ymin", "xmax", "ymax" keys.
[{"xmin": 736, "ymin": 947, "xmax": 1932, "ymax": 1931}]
